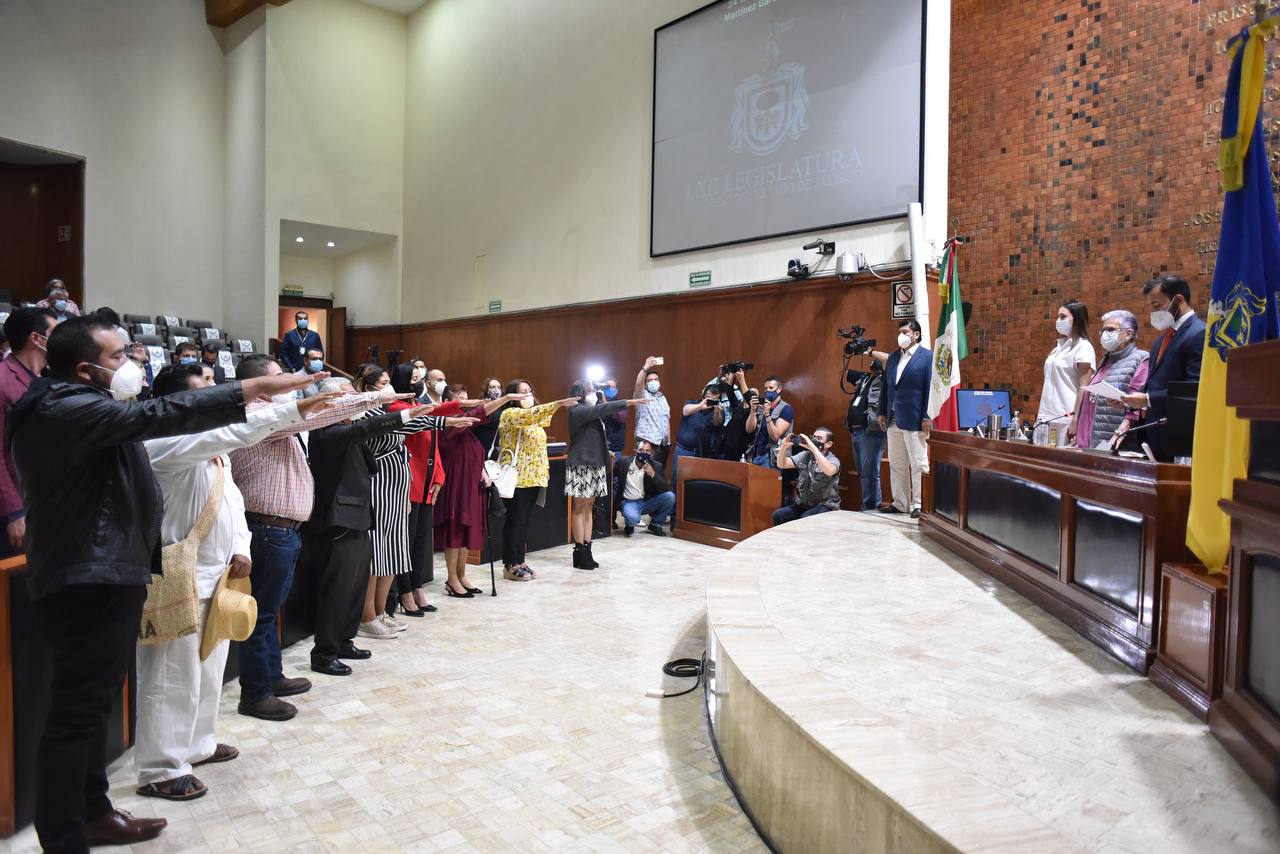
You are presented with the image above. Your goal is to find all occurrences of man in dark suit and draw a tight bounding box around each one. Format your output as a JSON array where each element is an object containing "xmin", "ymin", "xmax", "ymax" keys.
[
  {"xmin": 279, "ymin": 311, "xmax": 324, "ymax": 373},
  {"xmin": 1121, "ymin": 274, "xmax": 1206, "ymax": 460},
  {"xmin": 878, "ymin": 319, "xmax": 933, "ymax": 518},
  {"xmin": 613, "ymin": 439, "xmax": 676, "ymax": 536},
  {"xmin": 304, "ymin": 390, "xmax": 433, "ymax": 676},
  {"xmin": 200, "ymin": 341, "xmax": 227, "ymax": 385}
]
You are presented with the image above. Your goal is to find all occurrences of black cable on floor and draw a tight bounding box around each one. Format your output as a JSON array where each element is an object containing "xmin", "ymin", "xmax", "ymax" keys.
[{"xmin": 657, "ymin": 655, "xmax": 704, "ymax": 698}]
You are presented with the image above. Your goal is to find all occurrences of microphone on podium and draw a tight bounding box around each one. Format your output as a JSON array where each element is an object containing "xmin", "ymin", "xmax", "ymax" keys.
[{"xmin": 1106, "ymin": 417, "xmax": 1168, "ymax": 454}]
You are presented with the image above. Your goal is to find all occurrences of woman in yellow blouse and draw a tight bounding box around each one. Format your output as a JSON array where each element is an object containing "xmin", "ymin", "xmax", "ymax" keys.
[{"xmin": 496, "ymin": 379, "xmax": 579, "ymax": 580}]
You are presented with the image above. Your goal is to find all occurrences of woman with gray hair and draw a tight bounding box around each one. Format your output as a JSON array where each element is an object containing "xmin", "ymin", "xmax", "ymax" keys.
[{"xmin": 1075, "ymin": 309, "xmax": 1149, "ymax": 449}]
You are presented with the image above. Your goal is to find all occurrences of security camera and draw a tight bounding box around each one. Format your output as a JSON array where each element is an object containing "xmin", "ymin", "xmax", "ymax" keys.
[
  {"xmin": 787, "ymin": 258, "xmax": 811, "ymax": 278},
  {"xmin": 836, "ymin": 251, "xmax": 865, "ymax": 282}
]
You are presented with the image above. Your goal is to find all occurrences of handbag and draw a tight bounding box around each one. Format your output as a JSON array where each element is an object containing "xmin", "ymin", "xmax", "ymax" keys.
[
  {"xmin": 484, "ymin": 427, "xmax": 522, "ymax": 499},
  {"xmin": 139, "ymin": 461, "xmax": 225, "ymax": 645}
]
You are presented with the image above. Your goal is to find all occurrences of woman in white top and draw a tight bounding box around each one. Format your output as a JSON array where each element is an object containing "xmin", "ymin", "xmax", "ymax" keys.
[{"xmin": 1037, "ymin": 299, "xmax": 1096, "ymax": 443}]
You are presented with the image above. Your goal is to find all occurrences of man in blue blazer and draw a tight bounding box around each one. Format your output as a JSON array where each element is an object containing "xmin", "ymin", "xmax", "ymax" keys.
[
  {"xmin": 878, "ymin": 319, "xmax": 933, "ymax": 517},
  {"xmin": 278, "ymin": 311, "xmax": 324, "ymax": 373},
  {"xmin": 1120, "ymin": 275, "xmax": 1205, "ymax": 460}
]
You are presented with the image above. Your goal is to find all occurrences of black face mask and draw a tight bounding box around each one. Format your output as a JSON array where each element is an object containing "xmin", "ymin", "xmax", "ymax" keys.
[{"xmin": 411, "ymin": 381, "xmax": 425, "ymax": 395}]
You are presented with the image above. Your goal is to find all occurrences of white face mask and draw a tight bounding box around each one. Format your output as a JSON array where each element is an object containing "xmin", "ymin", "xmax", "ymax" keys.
[
  {"xmin": 1055, "ymin": 317, "xmax": 1074, "ymax": 337},
  {"xmin": 897, "ymin": 333, "xmax": 913, "ymax": 350},
  {"xmin": 1100, "ymin": 329, "xmax": 1124, "ymax": 352},
  {"xmin": 646, "ymin": 380, "xmax": 660, "ymax": 394},
  {"xmin": 584, "ymin": 392, "xmax": 598, "ymax": 406},
  {"xmin": 93, "ymin": 359, "xmax": 145, "ymax": 401},
  {"xmin": 519, "ymin": 396, "xmax": 535, "ymax": 409},
  {"xmin": 432, "ymin": 380, "xmax": 446, "ymax": 395},
  {"xmin": 1150, "ymin": 309, "xmax": 1175, "ymax": 331}
]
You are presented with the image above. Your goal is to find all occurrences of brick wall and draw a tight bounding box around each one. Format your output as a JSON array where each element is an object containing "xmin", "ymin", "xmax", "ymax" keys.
[{"xmin": 949, "ymin": 0, "xmax": 1265, "ymax": 415}]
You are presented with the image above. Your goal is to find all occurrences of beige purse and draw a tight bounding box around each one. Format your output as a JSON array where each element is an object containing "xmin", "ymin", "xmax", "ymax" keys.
[{"xmin": 139, "ymin": 462, "xmax": 224, "ymax": 645}]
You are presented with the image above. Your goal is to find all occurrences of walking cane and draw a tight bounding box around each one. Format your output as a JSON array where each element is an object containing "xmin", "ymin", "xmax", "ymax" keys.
[{"xmin": 485, "ymin": 485, "xmax": 498, "ymax": 597}]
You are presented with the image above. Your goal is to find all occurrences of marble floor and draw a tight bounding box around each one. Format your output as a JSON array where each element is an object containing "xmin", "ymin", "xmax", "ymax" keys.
[
  {"xmin": 2, "ymin": 533, "xmax": 765, "ymax": 854},
  {"xmin": 707, "ymin": 511, "xmax": 1280, "ymax": 853}
]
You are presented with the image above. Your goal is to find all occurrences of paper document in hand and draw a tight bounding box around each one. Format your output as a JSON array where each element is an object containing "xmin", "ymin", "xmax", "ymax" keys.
[{"xmin": 1084, "ymin": 381, "xmax": 1126, "ymax": 401}]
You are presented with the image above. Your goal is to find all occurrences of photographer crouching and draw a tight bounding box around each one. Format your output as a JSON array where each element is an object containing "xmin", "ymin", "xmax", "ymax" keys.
[
  {"xmin": 771, "ymin": 427, "xmax": 842, "ymax": 526},
  {"xmin": 613, "ymin": 439, "xmax": 675, "ymax": 536}
]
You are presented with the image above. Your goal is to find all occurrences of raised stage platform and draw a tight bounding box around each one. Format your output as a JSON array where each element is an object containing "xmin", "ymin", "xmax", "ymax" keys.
[{"xmin": 704, "ymin": 511, "xmax": 1279, "ymax": 853}]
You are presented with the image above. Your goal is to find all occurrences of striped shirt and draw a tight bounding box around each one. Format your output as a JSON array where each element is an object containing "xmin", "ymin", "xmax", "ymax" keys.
[
  {"xmin": 229, "ymin": 391, "xmax": 382, "ymax": 522},
  {"xmin": 633, "ymin": 389, "xmax": 670, "ymax": 446}
]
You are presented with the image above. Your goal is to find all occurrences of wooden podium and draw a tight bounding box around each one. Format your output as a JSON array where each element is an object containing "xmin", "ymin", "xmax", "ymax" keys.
[{"xmin": 673, "ymin": 457, "xmax": 780, "ymax": 550}]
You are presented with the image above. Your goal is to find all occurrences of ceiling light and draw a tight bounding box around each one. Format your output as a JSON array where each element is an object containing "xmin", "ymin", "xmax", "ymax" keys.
[
  {"xmin": 326, "ymin": 241, "xmax": 335, "ymax": 248},
  {"xmin": 295, "ymin": 236, "xmax": 304, "ymax": 243},
  {"xmin": 585, "ymin": 364, "xmax": 606, "ymax": 382}
]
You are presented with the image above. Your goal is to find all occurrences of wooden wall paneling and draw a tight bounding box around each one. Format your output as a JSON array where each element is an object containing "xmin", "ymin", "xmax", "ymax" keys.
[{"xmin": 348, "ymin": 271, "xmax": 936, "ymax": 481}]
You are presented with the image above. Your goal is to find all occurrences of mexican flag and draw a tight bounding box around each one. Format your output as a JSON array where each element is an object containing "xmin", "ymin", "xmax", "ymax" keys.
[{"xmin": 927, "ymin": 238, "xmax": 968, "ymax": 431}]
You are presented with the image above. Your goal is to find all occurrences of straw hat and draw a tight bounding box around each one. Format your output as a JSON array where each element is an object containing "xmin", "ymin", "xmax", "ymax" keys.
[{"xmin": 200, "ymin": 567, "xmax": 257, "ymax": 661}]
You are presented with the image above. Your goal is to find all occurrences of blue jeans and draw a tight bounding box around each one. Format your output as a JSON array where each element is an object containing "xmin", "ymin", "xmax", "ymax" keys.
[
  {"xmin": 621, "ymin": 492, "xmax": 676, "ymax": 528},
  {"xmin": 238, "ymin": 522, "xmax": 301, "ymax": 702},
  {"xmin": 851, "ymin": 427, "xmax": 887, "ymax": 509},
  {"xmin": 771, "ymin": 503, "xmax": 833, "ymax": 526},
  {"xmin": 670, "ymin": 444, "xmax": 698, "ymax": 486}
]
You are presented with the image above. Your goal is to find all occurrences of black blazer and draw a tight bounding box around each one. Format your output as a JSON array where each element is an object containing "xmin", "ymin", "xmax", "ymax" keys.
[
  {"xmin": 307, "ymin": 412, "xmax": 404, "ymax": 532},
  {"xmin": 613, "ymin": 455, "xmax": 671, "ymax": 509},
  {"xmin": 1144, "ymin": 313, "xmax": 1206, "ymax": 417}
]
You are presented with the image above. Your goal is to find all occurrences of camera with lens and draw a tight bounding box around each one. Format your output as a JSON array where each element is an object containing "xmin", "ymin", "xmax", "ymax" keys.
[
  {"xmin": 720, "ymin": 361, "xmax": 754, "ymax": 374},
  {"xmin": 837, "ymin": 325, "xmax": 876, "ymax": 357},
  {"xmin": 789, "ymin": 434, "xmax": 810, "ymax": 454}
]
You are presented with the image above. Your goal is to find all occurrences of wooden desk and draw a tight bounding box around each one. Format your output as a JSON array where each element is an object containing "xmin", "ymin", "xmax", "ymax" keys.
[
  {"xmin": 920, "ymin": 433, "xmax": 1192, "ymax": 672},
  {"xmin": 1, "ymin": 556, "xmax": 133, "ymax": 837},
  {"xmin": 674, "ymin": 457, "xmax": 780, "ymax": 550}
]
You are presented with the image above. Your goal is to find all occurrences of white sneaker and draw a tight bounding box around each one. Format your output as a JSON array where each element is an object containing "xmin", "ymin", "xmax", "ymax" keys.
[
  {"xmin": 358, "ymin": 620, "xmax": 398, "ymax": 640},
  {"xmin": 380, "ymin": 613, "xmax": 407, "ymax": 633}
]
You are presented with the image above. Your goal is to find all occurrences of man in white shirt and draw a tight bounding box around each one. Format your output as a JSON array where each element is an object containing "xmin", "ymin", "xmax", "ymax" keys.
[{"xmin": 133, "ymin": 364, "xmax": 334, "ymax": 801}]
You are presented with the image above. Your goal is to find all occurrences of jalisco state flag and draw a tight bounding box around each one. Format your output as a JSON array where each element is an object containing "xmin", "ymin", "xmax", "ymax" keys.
[
  {"xmin": 1187, "ymin": 18, "xmax": 1280, "ymax": 572},
  {"xmin": 927, "ymin": 238, "xmax": 968, "ymax": 431}
]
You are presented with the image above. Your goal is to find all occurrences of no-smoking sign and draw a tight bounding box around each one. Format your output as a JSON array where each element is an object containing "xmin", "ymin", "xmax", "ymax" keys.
[{"xmin": 892, "ymin": 281, "xmax": 915, "ymax": 319}]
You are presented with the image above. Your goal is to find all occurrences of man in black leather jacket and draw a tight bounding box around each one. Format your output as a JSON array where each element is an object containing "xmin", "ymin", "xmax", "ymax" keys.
[{"xmin": 6, "ymin": 312, "xmax": 321, "ymax": 854}]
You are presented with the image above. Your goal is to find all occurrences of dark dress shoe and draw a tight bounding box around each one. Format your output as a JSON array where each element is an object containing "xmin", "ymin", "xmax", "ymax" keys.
[
  {"xmin": 272, "ymin": 676, "xmax": 312, "ymax": 697},
  {"xmin": 337, "ymin": 643, "xmax": 372, "ymax": 660},
  {"xmin": 624, "ymin": 525, "xmax": 634, "ymax": 536},
  {"xmin": 83, "ymin": 809, "xmax": 167, "ymax": 845},
  {"xmin": 910, "ymin": 508, "xmax": 921, "ymax": 519},
  {"xmin": 399, "ymin": 604, "xmax": 426, "ymax": 617},
  {"xmin": 311, "ymin": 658, "xmax": 353, "ymax": 676},
  {"xmin": 877, "ymin": 504, "xmax": 902, "ymax": 514},
  {"xmin": 464, "ymin": 586, "xmax": 482, "ymax": 595},
  {"xmin": 240, "ymin": 696, "xmax": 298, "ymax": 721},
  {"xmin": 647, "ymin": 525, "xmax": 668, "ymax": 537}
]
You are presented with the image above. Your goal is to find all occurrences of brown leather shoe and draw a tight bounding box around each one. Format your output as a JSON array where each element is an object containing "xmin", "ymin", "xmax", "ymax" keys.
[
  {"xmin": 239, "ymin": 696, "xmax": 298, "ymax": 721},
  {"xmin": 271, "ymin": 676, "xmax": 312, "ymax": 697},
  {"xmin": 83, "ymin": 808, "xmax": 168, "ymax": 845}
]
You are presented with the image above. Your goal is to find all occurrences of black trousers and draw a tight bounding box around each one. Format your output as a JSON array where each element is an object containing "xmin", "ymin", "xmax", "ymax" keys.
[
  {"xmin": 501, "ymin": 486, "xmax": 539, "ymax": 567},
  {"xmin": 309, "ymin": 527, "xmax": 371, "ymax": 662},
  {"xmin": 388, "ymin": 503, "xmax": 432, "ymax": 614},
  {"xmin": 32, "ymin": 582, "xmax": 147, "ymax": 854}
]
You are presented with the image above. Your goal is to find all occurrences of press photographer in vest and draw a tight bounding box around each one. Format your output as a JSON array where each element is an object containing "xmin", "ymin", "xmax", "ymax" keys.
[{"xmin": 772, "ymin": 427, "xmax": 842, "ymax": 526}]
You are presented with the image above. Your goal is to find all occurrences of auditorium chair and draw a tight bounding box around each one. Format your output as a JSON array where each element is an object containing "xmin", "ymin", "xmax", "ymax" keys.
[
  {"xmin": 231, "ymin": 337, "xmax": 255, "ymax": 355},
  {"xmin": 154, "ymin": 314, "xmax": 183, "ymax": 329},
  {"xmin": 166, "ymin": 326, "xmax": 197, "ymax": 350},
  {"xmin": 195, "ymin": 327, "xmax": 226, "ymax": 345},
  {"xmin": 122, "ymin": 313, "xmax": 150, "ymax": 326},
  {"xmin": 133, "ymin": 333, "xmax": 165, "ymax": 348},
  {"xmin": 183, "ymin": 319, "xmax": 213, "ymax": 332},
  {"xmin": 129, "ymin": 320, "xmax": 161, "ymax": 339}
]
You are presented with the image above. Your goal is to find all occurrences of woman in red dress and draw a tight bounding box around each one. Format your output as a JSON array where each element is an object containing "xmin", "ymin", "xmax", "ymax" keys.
[{"xmin": 435, "ymin": 382, "xmax": 528, "ymax": 597}]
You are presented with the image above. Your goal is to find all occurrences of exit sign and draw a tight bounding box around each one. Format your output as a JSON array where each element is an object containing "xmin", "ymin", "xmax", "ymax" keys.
[
  {"xmin": 488, "ymin": 300, "xmax": 503, "ymax": 313},
  {"xmin": 689, "ymin": 270, "xmax": 712, "ymax": 287}
]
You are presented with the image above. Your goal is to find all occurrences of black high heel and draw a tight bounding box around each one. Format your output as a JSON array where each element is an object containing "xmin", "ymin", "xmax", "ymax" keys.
[{"xmin": 443, "ymin": 583, "xmax": 474, "ymax": 599}]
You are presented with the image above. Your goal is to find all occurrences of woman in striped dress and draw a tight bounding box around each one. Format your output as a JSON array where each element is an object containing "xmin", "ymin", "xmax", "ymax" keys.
[{"xmin": 354, "ymin": 365, "xmax": 475, "ymax": 640}]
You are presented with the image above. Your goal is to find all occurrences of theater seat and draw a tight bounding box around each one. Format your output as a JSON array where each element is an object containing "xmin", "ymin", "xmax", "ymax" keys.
[
  {"xmin": 196, "ymin": 326, "xmax": 226, "ymax": 344},
  {"xmin": 231, "ymin": 337, "xmax": 255, "ymax": 354},
  {"xmin": 122, "ymin": 313, "xmax": 150, "ymax": 326},
  {"xmin": 130, "ymin": 321, "xmax": 160, "ymax": 338},
  {"xmin": 184, "ymin": 319, "xmax": 213, "ymax": 331},
  {"xmin": 133, "ymin": 334, "xmax": 165, "ymax": 347},
  {"xmin": 155, "ymin": 314, "xmax": 183, "ymax": 329}
]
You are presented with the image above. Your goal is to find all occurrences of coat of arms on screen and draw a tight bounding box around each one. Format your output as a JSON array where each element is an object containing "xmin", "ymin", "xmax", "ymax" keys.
[{"xmin": 730, "ymin": 35, "xmax": 809, "ymax": 158}]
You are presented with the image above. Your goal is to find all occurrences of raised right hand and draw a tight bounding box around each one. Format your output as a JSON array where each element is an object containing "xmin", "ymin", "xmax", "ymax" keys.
[
  {"xmin": 643, "ymin": 356, "xmax": 661, "ymax": 370},
  {"xmin": 243, "ymin": 371, "xmax": 330, "ymax": 402},
  {"xmin": 296, "ymin": 391, "xmax": 342, "ymax": 417},
  {"xmin": 408, "ymin": 403, "xmax": 438, "ymax": 418},
  {"xmin": 445, "ymin": 416, "xmax": 480, "ymax": 429},
  {"xmin": 554, "ymin": 397, "xmax": 582, "ymax": 408},
  {"xmin": 378, "ymin": 386, "xmax": 416, "ymax": 403}
]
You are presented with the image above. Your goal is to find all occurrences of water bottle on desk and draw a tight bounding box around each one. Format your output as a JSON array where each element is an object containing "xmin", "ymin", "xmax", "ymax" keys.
[{"xmin": 1033, "ymin": 422, "xmax": 1049, "ymax": 446}]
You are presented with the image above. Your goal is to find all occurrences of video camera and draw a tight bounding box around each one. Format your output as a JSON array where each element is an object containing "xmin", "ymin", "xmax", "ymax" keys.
[
  {"xmin": 837, "ymin": 325, "xmax": 876, "ymax": 357},
  {"xmin": 720, "ymin": 361, "xmax": 754, "ymax": 375}
]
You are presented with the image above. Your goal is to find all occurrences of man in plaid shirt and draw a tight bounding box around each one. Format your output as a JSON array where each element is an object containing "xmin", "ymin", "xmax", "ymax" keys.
[{"xmin": 230, "ymin": 355, "xmax": 410, "ymax": 721}]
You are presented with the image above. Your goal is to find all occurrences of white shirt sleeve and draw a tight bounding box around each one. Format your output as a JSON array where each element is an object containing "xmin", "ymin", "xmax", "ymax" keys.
[{"xmin": 144, "ymin": 403, "xmax": 303, "ymax": 471}]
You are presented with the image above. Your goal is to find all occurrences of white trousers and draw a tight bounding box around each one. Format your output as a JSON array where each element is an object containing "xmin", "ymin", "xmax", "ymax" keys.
[
  {"xmin": 135, "ymin": 600, "xmax": 229, "ymax": 785},
  {"xmin": 887, "ymin": 425, "xmax": 929, "ymax": 512}
]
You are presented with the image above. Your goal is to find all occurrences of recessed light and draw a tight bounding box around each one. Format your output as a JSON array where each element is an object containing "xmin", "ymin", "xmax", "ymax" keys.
[
  {"xmin": 295, "ymin": 236, "xmax": 304, "ymax": 243},
  {"xmin": 326, "ymin": 241, "xmax": 336, "ymax": 248}
]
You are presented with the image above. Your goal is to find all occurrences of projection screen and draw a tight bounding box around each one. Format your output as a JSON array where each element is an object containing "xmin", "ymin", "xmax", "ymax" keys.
[{"xmin": 651, "ymin": 0, "xmax": 925, "ymax": 257}]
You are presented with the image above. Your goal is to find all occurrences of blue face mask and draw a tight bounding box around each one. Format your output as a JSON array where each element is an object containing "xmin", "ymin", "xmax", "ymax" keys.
[
  {"xmin": 297, "ymin": 319, "xmax": 309, "ymax": 330},
  {"xmin": 308, "ymin": 359, "xmax": 323, "ymax": 373},
  {"xmin": 766, "ymin": 390, "xmax": 780, "ymax": 402},
  {"xmin": 53, "ymin": 300, "xmax": 68, "ymax": 313},
  {"xmin": 604, "ymin": 386, "xmax": 617, "ymax": 400},
  {"xmin": 178, "ymin": 356, "xmax": 197, "ymax": 365}
]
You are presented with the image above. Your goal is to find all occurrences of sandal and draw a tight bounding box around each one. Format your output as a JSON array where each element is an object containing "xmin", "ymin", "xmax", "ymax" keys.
[
  {"xmin": 192, "ymin": 743, "xmax": 239, "ymax": 767},
  {"xmin": 136, "ymin": 774, "xmax": 207, "ymax": 801},
  {"xmin": 503, "ymin": 566, "xmax": 531, "ymax": 582},
  {"xmin": 519, "ymin": 563, "xmax": 536, "ymax": 579}
]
